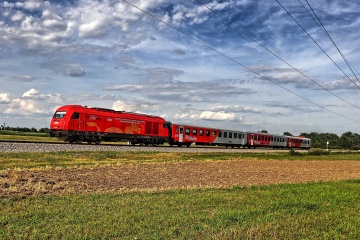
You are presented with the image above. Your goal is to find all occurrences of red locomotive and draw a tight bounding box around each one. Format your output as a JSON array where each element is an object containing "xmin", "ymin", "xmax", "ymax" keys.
[
  {"xmin": 49, "ymin": 105, "xmax": 169, "ymax": 145},
  {"xmin": 49, "ymin": 105, "xmax": 311, "ymax": 149}
]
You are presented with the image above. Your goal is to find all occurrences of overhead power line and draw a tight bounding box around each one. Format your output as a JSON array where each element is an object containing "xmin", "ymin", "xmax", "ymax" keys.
[
  {"xmin": 122, "ymin": 0, "xmax": 360, "ymax": 123},
  {"xmin": 194, "ymin": 0, "xmax": 360, "ymax": 111},
  {"xmin": 275, "ymin": 0, "xmax": 360, "ymax": 90},
  {"xmin": 300, "ymin": 0, "xmax": 360, "ymax": 84}
]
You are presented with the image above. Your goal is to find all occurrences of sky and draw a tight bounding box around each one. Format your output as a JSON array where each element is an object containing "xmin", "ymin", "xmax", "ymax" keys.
[{"xmin": 0, "ymin": 0, "xmax": 360, "ymax": 136}]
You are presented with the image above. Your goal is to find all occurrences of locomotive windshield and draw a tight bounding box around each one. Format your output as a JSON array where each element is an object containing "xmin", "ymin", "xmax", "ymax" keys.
[{"xmin": 53, "ymin": 111, "xmax": 66, "ymax": 118}]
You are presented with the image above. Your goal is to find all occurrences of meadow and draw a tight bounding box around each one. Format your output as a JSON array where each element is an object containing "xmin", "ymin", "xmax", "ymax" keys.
[
  {"xmin": 1, "ymin": 181, "xmax": 359, "ymax": 239},
  {"xmin": 0, "ymin": 132, "xmax": 359, "ymax": 239}
]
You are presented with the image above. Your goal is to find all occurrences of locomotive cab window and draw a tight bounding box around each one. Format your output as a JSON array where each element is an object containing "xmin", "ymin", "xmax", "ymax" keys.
[
  {"xmin": 53, "ymin": 111, "xmax": 66, "ymax": 118},
  {"xmin": 212, "ymin": 131, "xmax": 216, "ymax": 137}
]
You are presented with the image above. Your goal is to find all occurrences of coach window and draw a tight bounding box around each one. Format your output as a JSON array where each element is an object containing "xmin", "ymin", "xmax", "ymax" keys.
[
  {"xmin": 206, "ymin": 130, "xmax": 210, "ymax": 137},
  {"xmin": 185, "ymin": 128, "xmax": 190, "ymax": 135},
  {"xmin": 218, "ymin": 132, "xmax": 222, "ymax": 137},
  {"xmin": 192, "ymin": 129, "xmax": 197, "ymax": 136},
  {"xmin": 234, "ymin": 133, "xmax": 237, "ymax": 138},
  {"xmin": 229, "ymin": 132, "xmax": 233, "ymax": 138},
  {"xmin": 71, "ymin": 112, "xmax": 79, "ymax": 119},
  {"xmin": 200, "ymin": 130, "xmax": 204, "ymax": 136},
  {"xmin": 224, "ymin": 132, "xmax": 228, "ymax": 138}
]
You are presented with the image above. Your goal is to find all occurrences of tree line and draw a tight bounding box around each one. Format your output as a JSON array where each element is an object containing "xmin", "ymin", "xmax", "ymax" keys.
[
  {"xmin": 0, "ymin": 126, "xmax": 49, "ymax": 133},
  {"xmin": 299, "ymin": 132, "xmax": 360, "ymax": 150}
]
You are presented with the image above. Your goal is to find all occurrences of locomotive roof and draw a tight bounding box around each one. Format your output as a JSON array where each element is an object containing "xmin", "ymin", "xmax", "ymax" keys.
[{"xmin": 60, "ymin": 105, "xmax": 163, "ymax": 119}]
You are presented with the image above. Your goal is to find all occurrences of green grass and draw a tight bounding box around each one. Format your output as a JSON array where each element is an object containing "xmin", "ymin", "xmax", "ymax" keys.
[
  {"xmin": 1, "ymin": 181, "xmax": 359, "ymax": 239},
  {"xmin": 0, "ymin": 151, "xmax": 359, "ymax": 170}
]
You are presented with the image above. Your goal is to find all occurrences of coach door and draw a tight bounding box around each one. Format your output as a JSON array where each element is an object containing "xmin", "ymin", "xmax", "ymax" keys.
[
  {"xmin": 179, "ymin": 126, "xmax": 184, "ymax": 142},
  {"xmin": 251, "ymin": 134, "xmax": 254, "ymax": 146}
]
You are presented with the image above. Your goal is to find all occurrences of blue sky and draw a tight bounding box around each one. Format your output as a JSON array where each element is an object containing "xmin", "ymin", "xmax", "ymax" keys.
[{"xmin": 0, "ymin": 0, "xmax": 359, "ymax": 136}]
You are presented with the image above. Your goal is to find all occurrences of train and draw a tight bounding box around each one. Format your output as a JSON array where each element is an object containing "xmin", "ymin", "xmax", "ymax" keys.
[{"xmin": 49, "ymin": 105, "xmax": 311, "ymax": 149}]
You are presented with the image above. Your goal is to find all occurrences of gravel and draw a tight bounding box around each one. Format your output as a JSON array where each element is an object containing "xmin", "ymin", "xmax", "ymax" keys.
[{"xmin": 0, "ymin": 141, "xmax": 295, "ymax": 153}]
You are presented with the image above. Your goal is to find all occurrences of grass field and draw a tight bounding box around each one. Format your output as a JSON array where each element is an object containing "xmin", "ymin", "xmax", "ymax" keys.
[
  {"xmin": 0, "ymin": 150, "xmax": 359, "ymax": 170},
  {"xmin": 1, "ymin": 132, "xmax": 360, "ymax": 239},
  {"xmin": 1, "ymin": 181, "xmax": 359, "ymax": 239}
]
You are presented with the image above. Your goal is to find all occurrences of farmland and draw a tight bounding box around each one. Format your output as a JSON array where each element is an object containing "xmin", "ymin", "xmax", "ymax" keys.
[{"xmin": 1, "ymin": 143, "xmax": 360, "ymax": 239}]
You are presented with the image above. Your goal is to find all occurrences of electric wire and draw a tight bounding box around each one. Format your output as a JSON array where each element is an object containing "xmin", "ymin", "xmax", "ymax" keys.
[
  {"xmin": 122, "ymin": 0, "xmax": 360, "ymax": 123},
  {"xmin": 275, "ymin": 0, "xmax": 360, "ymax": 90},
  {"xmin": 300, "ymin": 0, "xmax": 360, "ymax": 84},
  {"xmin": 194, "ymin": 0, "xmax": 360, "ymax": 110}
]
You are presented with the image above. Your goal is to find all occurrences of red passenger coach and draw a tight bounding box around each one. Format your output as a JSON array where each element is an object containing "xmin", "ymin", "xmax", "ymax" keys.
[
  {"xmin": 49, "ymin": 105, "xmax": 169, "ymax": 145},
  {"xmin": 169, "ymin": 123, "xmax": 220, "ymax": 147}
]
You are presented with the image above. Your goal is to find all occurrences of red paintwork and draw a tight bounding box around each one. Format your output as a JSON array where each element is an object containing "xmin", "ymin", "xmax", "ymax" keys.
[
  {"xmin": 169, "ymin": 123, "xmax": 220, "ymax": 146},
  {"xmin": 49, "ymin": 105, "xmax": 168, "ymax": 143}
]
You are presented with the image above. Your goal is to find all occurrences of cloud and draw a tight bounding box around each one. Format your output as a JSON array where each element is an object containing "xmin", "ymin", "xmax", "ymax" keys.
[
  {"xmin": 12, "ymin": 75, "xmax": 36, "ymax": 82},
  {"xmin": 211, "ymin": 105, "xmax": 263, "ymax": 114},
  {"xmin": 199, "ymin": 111, "xmax": 242, "ymax": 121},
  {"xmin": 104, "ymin": 67, "xmax": 255, "ymax": 102},
  {"xmin": 0, "ymin": 93, "xmax": 10, "ymax": 104},
  {"xmin": 64, "ymin": 64, "xmax": 85, "ymax": 77}
]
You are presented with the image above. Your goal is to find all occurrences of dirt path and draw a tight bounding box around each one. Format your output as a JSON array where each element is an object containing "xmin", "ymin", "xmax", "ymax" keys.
[{"xmin": 1, "ymin": 159, "xmax": 360, "ymax": 196}]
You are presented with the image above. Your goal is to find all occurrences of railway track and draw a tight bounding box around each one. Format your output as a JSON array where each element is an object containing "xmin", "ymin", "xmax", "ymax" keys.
[{"xmin": 0, "ymin": 139, "xmax": 302, "ymax": 153}]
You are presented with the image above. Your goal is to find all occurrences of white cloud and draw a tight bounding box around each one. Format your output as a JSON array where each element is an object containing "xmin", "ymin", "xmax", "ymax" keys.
[
  {"xmin": 3, "ymin": 1, "xmax": 15, "ymax": 8},
  {"xmin": 17, "ymin": 0, "xmax": 42, "ymax": 10},
  {"xmin": 4, "ymin": 99, "xmax": 44, "ymax": 115},
  {"xmin": 199, "ymin": 111, "xmax": 239, "ymax": 121},
  {"xmin": 112, "ymin": 100, "xmax": 138, "ymax": 112},
  {"xmin": 0, "ymin": 93, "xmax": 11, "ymax": 103},
  {"xmin": 11, "ymin": 11, "xmax": 24, "ymax": 22},
  {"xmin": 22, "ymin": 88, "xmax": 38, "ymax": 98}
]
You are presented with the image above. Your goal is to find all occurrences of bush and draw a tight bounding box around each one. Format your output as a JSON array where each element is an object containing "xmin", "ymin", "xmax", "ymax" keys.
[
  {"xmin": 289, "ymin": 149, "xmax": 303, "ymax": 156},
  {"xmin": 308, "ymin": 150, "xmax": 330, "ymax": 156}
]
